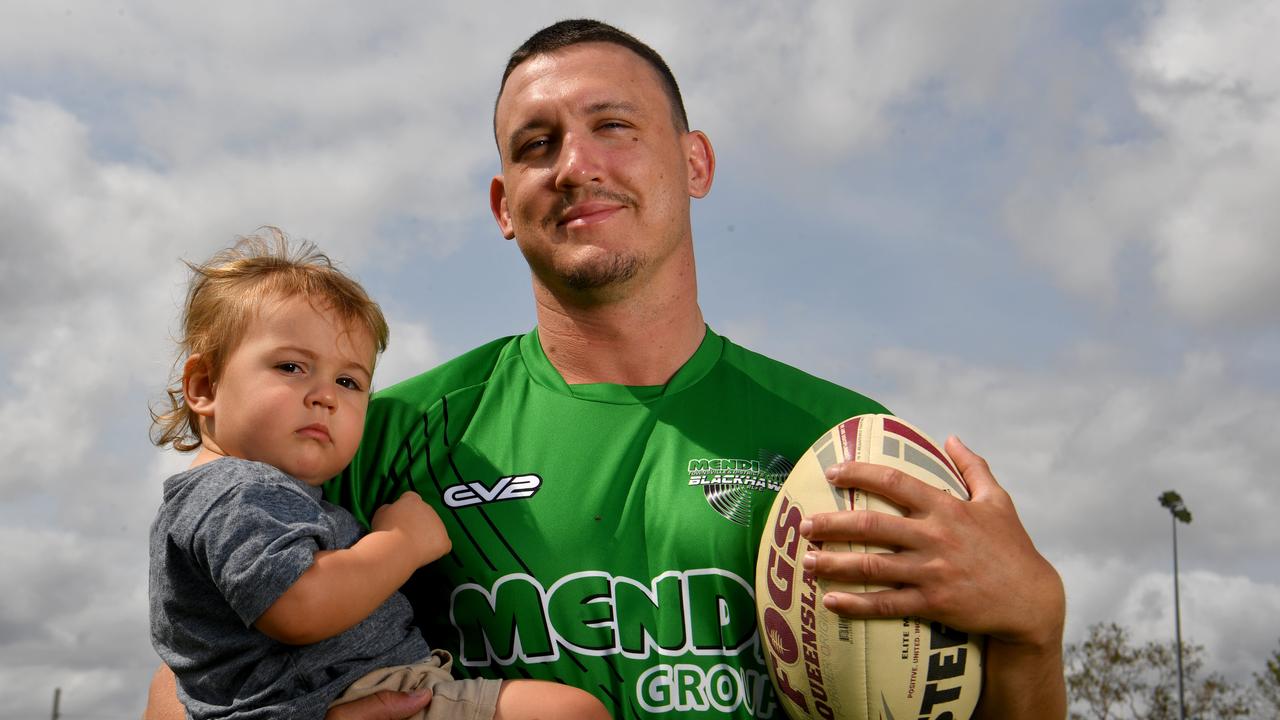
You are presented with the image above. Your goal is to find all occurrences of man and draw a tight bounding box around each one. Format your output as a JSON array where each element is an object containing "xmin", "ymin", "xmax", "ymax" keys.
[{"xmin": 149, "ymin": 18, "xmax": 1066, "ymax": 720}]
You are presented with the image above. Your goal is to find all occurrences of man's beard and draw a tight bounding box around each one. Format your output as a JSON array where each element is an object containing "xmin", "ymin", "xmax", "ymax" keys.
[
  {"xmin": 532, "ymin": 187, "xmax": 643, "ymax": 292},
  {"xmin": 561, "ymin": 251, "xmax": 641, "ymax": 291}
]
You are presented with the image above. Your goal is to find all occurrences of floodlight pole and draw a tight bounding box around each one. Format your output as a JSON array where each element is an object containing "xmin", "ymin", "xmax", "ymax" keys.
[
  {"xmin": 1170, "ymin": 509, "xmax": 1185, "ymax": 720},
  {"xmin": 1159, "ymin": 491, "xmax": 1191, "ymax": 720}
]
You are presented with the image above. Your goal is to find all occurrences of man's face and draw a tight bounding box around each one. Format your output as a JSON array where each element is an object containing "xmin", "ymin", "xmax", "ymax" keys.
[{"xmin": 490, "ymin": 42, "xmax": 713, "ymax": 301}]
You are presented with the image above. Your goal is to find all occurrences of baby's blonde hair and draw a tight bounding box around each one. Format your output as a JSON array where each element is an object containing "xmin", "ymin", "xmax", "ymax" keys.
[{"xmin": 151, "ymin": 227, "xmax": 390, "ymax": 452}]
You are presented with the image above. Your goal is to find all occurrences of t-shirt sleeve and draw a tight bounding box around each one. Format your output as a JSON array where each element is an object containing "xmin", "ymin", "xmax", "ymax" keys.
[{"xmin": 191, "ymin": 481, "xmax": 331, "ymax": 628}]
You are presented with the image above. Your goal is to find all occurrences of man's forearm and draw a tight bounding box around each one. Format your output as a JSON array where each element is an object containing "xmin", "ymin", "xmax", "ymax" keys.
[
  {"xmin": 974, "ymin": 635, "xmax": 1067, "ymax": 720},
  {"xmin": 145, "ymin": 665, "xmax": 184, "ymax": 720}
]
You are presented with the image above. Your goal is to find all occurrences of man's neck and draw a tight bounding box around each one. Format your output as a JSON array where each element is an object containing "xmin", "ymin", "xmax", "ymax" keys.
[{"xmin": 532, "ymin": 286, "xmax": 706, "ymax": 387}]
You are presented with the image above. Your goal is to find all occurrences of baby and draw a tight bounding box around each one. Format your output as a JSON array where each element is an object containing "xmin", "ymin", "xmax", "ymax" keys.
[{"xmin": 148, "ymin": 229, "xmax": 607, "ymax": 720}]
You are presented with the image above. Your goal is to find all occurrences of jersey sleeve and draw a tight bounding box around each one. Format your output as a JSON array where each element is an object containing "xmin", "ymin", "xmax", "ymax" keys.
[{"xmin": 190, "ymin": 480, "xmax": 330, "ymax": 627}]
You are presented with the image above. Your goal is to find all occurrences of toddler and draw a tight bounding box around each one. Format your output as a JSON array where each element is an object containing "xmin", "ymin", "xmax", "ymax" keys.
[{"xmin": 149, "ymin": 229, "xmax": 607, "ymax": 720}]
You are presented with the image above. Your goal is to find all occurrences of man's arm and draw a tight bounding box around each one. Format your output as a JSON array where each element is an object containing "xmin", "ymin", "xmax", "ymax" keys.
[
  {"xmin": 256, "ymin": 493, "xmax": 449, "ymax": 644},
  {"xmin": 144, "ymin": 664, "xmax": 435, "ymax": 720},
  {"xmin": 144, "ymin": 665, "xmax": 183, "ymax": 720},
  {"xmin": 800, "ymin": 436, "xmax": 1067, "ymax": 719}
]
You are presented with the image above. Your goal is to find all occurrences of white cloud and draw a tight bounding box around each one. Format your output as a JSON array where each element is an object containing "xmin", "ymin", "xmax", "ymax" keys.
[
  {"xmin": 676, "ymin": 0, "xmax": 1040, "ymax": 160},
  {"xmin": 1057, "ymin": 556, "xmax": 1280, "ymax": 684},
  {"xmin": 870, "ymin": 340, "xmax": 1280, "ymax": 583},
  {"xmin": 0, "ymin": 522, "xmax": 155, "ymax": 714},
  {"xmin": 1004, "ymin": 0, "xmax": 1280, "ymax": 327},
  {"xmin": 1137, "ymin": 0, "xmax": 1280, "ymax": 326},
  {"xmin": 1122, "ymin": 570, "xmax": 1280, "ymax": 684},
  {"xmin": 872, "ymin": 342, "xmax": 1280, "ymax": 684}
]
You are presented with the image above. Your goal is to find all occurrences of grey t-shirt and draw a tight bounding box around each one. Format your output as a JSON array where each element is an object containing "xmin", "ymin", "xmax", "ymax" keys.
[{"xmin": 149, "ymin": 457, "xmax": 429, "ymax": 720}]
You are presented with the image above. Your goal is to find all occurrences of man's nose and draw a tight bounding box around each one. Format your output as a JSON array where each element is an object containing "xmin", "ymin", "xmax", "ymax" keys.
[{"xmin": 554, "ymin": 133, "xmax": 603, "ymax": 189}]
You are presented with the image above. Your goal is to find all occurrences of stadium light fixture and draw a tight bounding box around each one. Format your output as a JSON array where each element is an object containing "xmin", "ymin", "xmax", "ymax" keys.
[{"xmin": 1159, "ymin": 490, "xmax": 1192, "ymax": 720}]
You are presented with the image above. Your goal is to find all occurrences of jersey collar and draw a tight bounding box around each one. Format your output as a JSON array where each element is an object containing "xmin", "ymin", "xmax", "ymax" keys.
[{"xmin": 519, "ymin": 325, "xmax": 723, "ymax": 404}]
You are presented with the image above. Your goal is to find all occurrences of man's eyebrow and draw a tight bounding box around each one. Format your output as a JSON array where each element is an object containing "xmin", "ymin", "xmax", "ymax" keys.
[
  {"xmin": 584, "ymin": 100, "xmax": 641, "ymax": 116},
  {"xmin": 506, "ymin": 120, "xmax": 548, "ymax": 156}
]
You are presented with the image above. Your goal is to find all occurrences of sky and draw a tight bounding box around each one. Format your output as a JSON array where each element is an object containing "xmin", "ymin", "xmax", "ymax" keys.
[{"xmin": 1, "ymin": 0, "xmax": 1278, "ymax": 717}]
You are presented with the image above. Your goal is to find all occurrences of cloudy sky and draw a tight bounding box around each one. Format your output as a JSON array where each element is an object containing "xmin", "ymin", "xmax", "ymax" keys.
[{"xmin": 1, "ymin": 1, "xmax": 1277, "ymax": 717}]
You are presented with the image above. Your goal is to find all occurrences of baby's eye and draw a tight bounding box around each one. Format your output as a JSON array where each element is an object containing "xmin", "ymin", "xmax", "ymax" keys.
[
  {"xmin": 337, "ymin": 376, "xmax": 363, "ymax": 391},
  {"xmin": 276, "ymin": 362, "xmax": 302, "ymax": 374}
]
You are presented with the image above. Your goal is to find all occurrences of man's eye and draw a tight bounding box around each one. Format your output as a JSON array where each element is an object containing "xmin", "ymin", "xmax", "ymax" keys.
[
  {"xmin": 516, "ymin": 137, "xmax": 549, "ymax": 158},
  {"xmin": 337, "ymin": 376, "xmax": 362, "ymax": 391}
]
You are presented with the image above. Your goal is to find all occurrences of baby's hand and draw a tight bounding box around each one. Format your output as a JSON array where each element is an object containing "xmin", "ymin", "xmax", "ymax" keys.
[{"xmin": 370, "ymin": 493, "xmax": 451, "ymax": 566}]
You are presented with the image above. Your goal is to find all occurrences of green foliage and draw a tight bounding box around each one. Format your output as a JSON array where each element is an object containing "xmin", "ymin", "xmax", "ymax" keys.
[
  {"xmin": 1066, "ymin": 622, "xmax": 1252, "ymax": 720},
  {"xmin": 1067, "ymin": 623, "xmax": 1146, "ymax": 720},
  {"xmin": 1256, "ymin": 641, "xmax": 1280, "ymax": 719}
]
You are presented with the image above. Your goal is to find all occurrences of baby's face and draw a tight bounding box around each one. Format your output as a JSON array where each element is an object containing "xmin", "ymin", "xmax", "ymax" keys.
[{"xmin": 206, "ymin": 294, "xmax": 375, "ymax": 485}]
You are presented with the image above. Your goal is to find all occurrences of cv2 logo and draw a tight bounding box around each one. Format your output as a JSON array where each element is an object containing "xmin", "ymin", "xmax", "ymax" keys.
[{"xmin": 443, "ymin": 474, "xmax": 543, "ymax": 509}]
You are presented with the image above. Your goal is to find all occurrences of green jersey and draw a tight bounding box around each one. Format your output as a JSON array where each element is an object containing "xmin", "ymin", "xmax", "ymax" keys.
[{"xmin": 328, "ymin": 327, "xmax": 887, "ymax": 718}]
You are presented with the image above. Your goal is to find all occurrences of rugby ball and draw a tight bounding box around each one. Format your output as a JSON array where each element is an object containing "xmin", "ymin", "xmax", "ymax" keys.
[{"xmin": 754, "ymin": 414, "xmax": 984, "ymax": 720}]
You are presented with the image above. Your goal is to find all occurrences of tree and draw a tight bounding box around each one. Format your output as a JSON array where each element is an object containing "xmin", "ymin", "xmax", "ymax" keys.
[
  {"xmin": 1141, "ymin": 640, "xmax": 1251, "ymax": 720},
  {"xmin": 1066, "ymin": 623, "xmax": 1148, "ymax": 720},
  {"xmin": 1256, "ymin": 640, "xmax": 1280, "ymax": 719},
  {"xmin": 1066, "ymin": 622, "xmax": 1251, "ymax": 720}
]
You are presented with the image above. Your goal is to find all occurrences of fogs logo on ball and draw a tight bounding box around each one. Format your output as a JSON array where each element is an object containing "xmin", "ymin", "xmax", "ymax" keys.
[{"xmin": 759, "ymin": 494, "xmax": 832, "ymax": 717}]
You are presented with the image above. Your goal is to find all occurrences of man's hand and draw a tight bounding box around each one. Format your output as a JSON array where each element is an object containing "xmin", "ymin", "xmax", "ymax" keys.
[
  {"xmin": 325, "ymin": 689, "xmax": 433, "ymax": 720},
  {"xmin": 799, "ymin": 435, "xmax": 1066, "ymax": 718},
  {"xmin": 371, "ymin": 492, "xmax": 451, "ymax": 566}
]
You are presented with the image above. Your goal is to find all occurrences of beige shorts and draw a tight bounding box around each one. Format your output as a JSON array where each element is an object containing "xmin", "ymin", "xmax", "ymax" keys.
[{"xmin": 329, "ymin": 650, "xmax": 502, "ymax": 720}]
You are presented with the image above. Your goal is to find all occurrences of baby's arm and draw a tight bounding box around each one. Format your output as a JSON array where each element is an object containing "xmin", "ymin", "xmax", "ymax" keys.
[{"xmin": 255, "ymin": 492, "xmax": 449, "ymax": 645}]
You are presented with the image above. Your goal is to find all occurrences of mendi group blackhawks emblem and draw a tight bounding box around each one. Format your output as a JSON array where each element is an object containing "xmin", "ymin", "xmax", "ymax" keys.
[{"xmin": 686, "ymin": 452, "xmax": 792, "ymax": 525}]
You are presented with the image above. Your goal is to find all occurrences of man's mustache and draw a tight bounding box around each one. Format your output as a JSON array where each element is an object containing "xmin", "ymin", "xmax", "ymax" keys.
[{"xmin": 544, "ymin": 188, "xmax": 638, "ymax": 227}]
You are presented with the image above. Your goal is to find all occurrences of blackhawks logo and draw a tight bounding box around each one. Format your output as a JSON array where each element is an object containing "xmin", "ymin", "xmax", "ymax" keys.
[{"xmin": 686, "ymin": 452, "xmax": 791, "ymax": 525}]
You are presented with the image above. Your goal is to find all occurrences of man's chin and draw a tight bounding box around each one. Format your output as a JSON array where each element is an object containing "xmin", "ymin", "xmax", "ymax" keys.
[{"xmin": 561, "ymin": 255, "xmax": 640, "ymax": 292}]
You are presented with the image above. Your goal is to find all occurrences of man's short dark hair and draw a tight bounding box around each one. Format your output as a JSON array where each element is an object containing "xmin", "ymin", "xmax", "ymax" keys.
[{"xmin": 495, "ymin": 18, "xmax": 689, "ymax": 135}]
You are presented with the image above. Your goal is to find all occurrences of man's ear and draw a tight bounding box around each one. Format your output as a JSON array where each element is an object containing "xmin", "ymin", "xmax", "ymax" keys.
[
  {"xmin": 490, "ymin": 175, "xmax": 516, "ymax": 239},
  {"xmin": 685, "ymin": 130, "xmax": 716, "ymax": 199},
  {"xmin": 183, "ymin": 354, "xmax": 217, "ymax": 418}
]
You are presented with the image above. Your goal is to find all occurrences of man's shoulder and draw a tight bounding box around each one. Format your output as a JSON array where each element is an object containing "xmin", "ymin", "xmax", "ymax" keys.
[
  {"xmin": 369, "ymin": 334, "xmax": 521, "ymax": 413},
  {"xmin": 716, "ymin": 334, "xmax": 889, "ymax": 415}
]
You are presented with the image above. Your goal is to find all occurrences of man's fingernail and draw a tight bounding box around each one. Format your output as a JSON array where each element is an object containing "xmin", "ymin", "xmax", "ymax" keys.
[
  {"xmin": 799, "ymin": 519, "xmax": 812, "ymax": 536},
  {"xmin": 803, "ymin": 552, "xmax": 816, "ymax": 570}
]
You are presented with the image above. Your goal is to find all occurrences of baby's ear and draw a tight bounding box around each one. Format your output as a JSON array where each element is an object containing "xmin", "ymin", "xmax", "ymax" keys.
[{"xmin": 183, "ymin": 354, "xmax": 217, "ymax": 417}]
